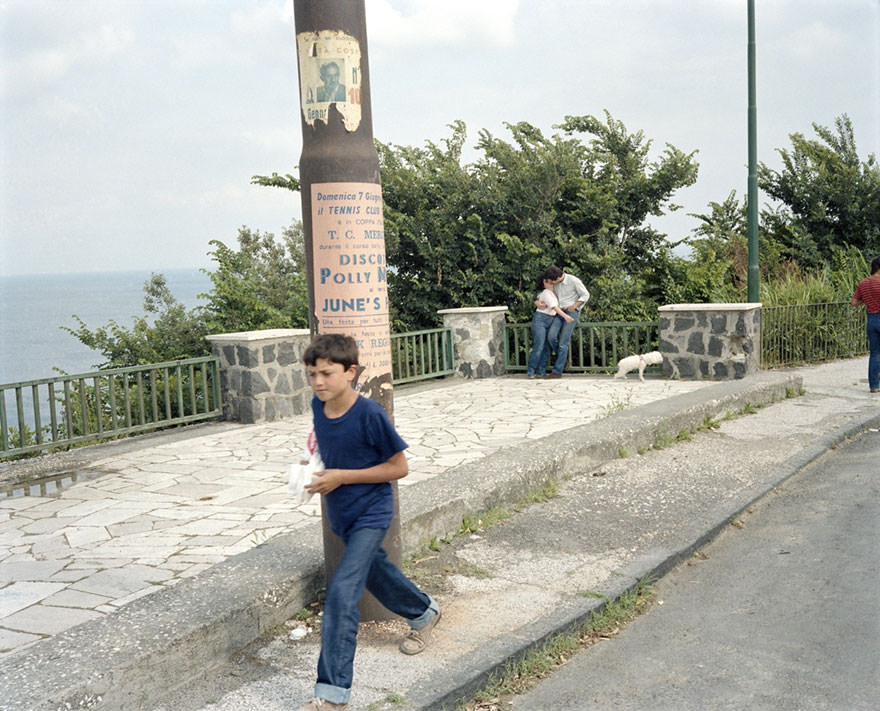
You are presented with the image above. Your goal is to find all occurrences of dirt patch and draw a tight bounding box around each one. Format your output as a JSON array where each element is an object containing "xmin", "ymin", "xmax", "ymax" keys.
[{"xmin": 403, "ymin": 537, "xmax": 490, "ymax": 598}]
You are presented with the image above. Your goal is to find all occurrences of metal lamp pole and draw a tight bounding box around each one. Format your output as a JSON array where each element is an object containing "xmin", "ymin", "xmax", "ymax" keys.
[{"xmin": 747, "ymin": 0, "xmax": 760, "ymax": 302}]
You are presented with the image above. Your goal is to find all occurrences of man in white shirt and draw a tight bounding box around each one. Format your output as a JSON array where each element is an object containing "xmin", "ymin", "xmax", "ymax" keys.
[{"xmin": 541, "ymin": 265, "xmax": 590, "ymax": 378}]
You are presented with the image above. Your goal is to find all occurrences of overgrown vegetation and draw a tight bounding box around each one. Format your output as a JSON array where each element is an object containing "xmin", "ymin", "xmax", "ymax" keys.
[
  {"xmin": 403, "ymin": 480, "xmax": 562, "ymax": 588},
  {"xmin": 462, "ymin": 576, "xmax": 655, "ymax": 710},
  {"xmin": 64, "ymin": 273, "xmax": 211, "ymax": 367},
  {"xmin": 65, "ymin": 112, "xmax": 877, "ymax": 366},
  {"xmin": 202, "ymin": 223, "xmax": 309, "ymax": 334}
]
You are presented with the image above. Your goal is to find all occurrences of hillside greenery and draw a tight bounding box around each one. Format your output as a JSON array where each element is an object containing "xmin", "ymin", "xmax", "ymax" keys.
[{"xmin": 68, "ymin": 113, "xmax": 878, "ymax": 367}]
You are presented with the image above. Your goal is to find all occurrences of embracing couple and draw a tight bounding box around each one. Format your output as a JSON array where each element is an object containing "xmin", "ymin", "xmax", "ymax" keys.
[{"xmin": 527, "ymin": 265, "xmax": 590, "ymax": 379}]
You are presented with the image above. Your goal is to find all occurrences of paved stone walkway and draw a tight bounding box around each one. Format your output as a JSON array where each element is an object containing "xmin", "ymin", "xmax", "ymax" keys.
[{"xmin": 0, "ymin": 375, "xmax": 712, "ymax": 657}]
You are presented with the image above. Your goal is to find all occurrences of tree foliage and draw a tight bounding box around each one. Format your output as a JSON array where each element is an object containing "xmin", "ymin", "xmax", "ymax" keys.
[
  {"xmin": 66, "ymin": 113, "xmax": 878, "ymax": 369},
  {"xmin": 67, "ymin": 223, "xmax": 309, "ymax": 367},
  {"xmin": 758, "ymin": 114, "xmax": 880, "ymax": 269},
  {"xmin": 380, "ymin": 112, "xmax": 699, "ymax": 327},
  {"xmin": 202, "ymin": 222, "xmax": 309, "ymax": 333},
  {"xmin": 63, "ymin": 274, "xmax": 210, "ymax": 368}
]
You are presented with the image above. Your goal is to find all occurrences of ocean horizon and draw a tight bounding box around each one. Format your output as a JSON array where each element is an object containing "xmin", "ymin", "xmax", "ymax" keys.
[{"xmin": 0, "ymin": 268, "xmax": 212, "ymax": 387}]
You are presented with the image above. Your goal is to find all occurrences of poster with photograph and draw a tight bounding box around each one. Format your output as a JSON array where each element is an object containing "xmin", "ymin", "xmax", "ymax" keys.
[{"xmin": 296, "ymin": 30, "xmax": 362, "ymax": 132}]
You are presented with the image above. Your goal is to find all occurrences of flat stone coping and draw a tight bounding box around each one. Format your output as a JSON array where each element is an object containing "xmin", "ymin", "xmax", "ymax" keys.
[
  {"xmin": 206, "ymin": 329, "xmax": 311, "ymax": 342},
  {"xmin": 659, "ymin": 303, "xmax": 762, "ymax": 312},
  {"xmin": 437, "ymin": 306, "xmax": 509, "ymax": 315}
]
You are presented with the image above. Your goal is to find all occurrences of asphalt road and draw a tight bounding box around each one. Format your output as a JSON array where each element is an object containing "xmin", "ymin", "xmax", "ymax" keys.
[{"xmin": 512, "ymin": 428, "xmax": 880, "ymax": 711}]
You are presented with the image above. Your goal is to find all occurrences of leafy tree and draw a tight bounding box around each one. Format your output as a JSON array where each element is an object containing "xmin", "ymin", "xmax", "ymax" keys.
[
  {"xmin": 758, "ymin": 114, "xmax": 880, "ymax": 269},
  {"xmin": 378, "ymin": 121, "xmax": 492, "ymax": 328},
  {"xmin": 61, "ymin": 275, "xmax": 214, "ymax": 434},
  {"xmin": 64, "ymin": 110, "xmax": 879, "ymax": 380},
  {"xmin": 558, "ymin": 112, "xmax": 698, "ymax": 253},
  {"xmin": 65, "ymin": 222, "xmax": 309, "ymax": 367},
  {"xmin": 577, "ymin": 245, "xmax": 655, "ymax": 322},
  {"xmin": 682, "ymin": 190, "xmax": 748, "ymax": 299},
  {"xmin": 202, "ymin": 222, "xmax": 309, "ymax": 333},
  {"xmin": 64, "ymin": 273, "xmax": 209, "ymax": 368},
  {"xmin": 379, "ymin": 113, "xmax": 700, "ymax": 326},
  {"xmin": 251, "ymin": 172, "xmax": 300, "ymax": 192}
]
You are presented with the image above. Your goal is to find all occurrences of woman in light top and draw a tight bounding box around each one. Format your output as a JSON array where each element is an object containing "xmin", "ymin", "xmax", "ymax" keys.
[{"xmin": 526, "ymin": 271, "xmax": 573, "ymax": 378}]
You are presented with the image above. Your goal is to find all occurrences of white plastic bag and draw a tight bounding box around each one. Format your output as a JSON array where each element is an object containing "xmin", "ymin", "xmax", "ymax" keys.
[{"xmin": 288, "ymin": 430, "xmax": 324, "ymax": 505}]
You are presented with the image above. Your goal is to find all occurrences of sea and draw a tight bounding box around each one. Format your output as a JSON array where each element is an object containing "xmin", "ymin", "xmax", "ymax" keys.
[{"xmin": 0, "ymin": 269, "xmax": 212, "ymax": 388}]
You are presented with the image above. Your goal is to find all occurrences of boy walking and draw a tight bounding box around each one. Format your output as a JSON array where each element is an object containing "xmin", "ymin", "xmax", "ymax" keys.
[{"xmin": 299, "ymin": 334, "xmax": 441, "ymax": 711}]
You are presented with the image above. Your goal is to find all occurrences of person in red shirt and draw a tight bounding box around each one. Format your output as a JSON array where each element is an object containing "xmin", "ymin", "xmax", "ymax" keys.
[{"xmin": 850, "ymin": 256, "xmax": 880, "ymax": 393}]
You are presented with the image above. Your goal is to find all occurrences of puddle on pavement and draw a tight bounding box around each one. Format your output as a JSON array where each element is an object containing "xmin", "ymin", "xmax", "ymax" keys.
[{"xmin": 2, "ymin": 470, "xmax": 88, "ymax": 498}]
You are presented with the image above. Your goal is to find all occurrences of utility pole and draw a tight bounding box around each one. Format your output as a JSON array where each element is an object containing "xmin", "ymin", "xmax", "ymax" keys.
[
  {"xmin": 292, "ymin": 0, "xmax": 400, "ymax": 620},
  {"xmin": 747, "ymin": 0, "xmax": 760, "ymax": 302}
]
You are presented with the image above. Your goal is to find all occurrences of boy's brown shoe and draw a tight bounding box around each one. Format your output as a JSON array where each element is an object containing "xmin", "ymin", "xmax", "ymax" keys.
[
  {"xmin": 297, "ymin": 699, "xmax": 349, "ymax": 711},
  {"xmin": 399, "ymin": 610, "xmax": 441, "ymax": 655}
]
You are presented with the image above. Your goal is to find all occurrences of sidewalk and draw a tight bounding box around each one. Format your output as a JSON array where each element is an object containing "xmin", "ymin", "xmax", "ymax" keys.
[
  {"xmin": 1, "ymin": 360, "xmax": 878, "ymax": 710},
  {"xmin": 0, "ymin": 375, "xmax": 710, "ymax": 658}
]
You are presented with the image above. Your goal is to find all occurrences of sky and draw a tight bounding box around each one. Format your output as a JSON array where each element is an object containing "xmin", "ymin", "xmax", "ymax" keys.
[{"xmin": 1, "ymin": 0, "xmax": 878, "ymax": 277}]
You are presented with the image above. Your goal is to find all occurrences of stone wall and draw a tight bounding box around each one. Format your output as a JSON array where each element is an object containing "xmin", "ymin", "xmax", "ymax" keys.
[
  {"xmin": 206, "ymin": 329, "xmax": 312, "ymax": 424},
  {"xmin": 658, "ymin": 303, "xmax": 762, "ymax": 380},
  {"xmin": 437, "ymin": 306, "xmax": 508, "ymax": 378},
  {"xmin": 204, "ymin": 302, "xmax": 764, "ymax": 422}
]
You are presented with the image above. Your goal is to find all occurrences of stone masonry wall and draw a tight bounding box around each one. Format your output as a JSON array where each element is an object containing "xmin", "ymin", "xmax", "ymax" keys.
[
  {"xmin": 206, "ymin": 329, "xmax": 312, "ymax": 424},
  {"xmin": 659, "ymin": 303, "xmax": 762, "ymax": 380},
  {"xmin": 437, "ymin": 306, "xmax": 508, "ymax": 378},
  {"xmin": 205, "ymin": 303, "xmax": 763, "ymax": 423}
]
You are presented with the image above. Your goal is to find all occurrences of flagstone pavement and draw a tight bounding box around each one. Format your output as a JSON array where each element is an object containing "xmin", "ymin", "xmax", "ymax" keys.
[{"xmin": 0, "ymin": 374, "xmax": 712, "ymax": 657}]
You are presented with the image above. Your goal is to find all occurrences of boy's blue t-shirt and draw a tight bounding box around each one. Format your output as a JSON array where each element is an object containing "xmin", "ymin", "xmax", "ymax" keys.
[{"xmin": 311, "ymin": 394, "xmax": 408, "ymax": 539}]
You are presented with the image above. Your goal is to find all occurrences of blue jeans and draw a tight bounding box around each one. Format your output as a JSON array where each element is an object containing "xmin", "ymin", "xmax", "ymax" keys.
[
  {"xmin": 547, "ymin": 309, "xmax": 580, "ymax": 374},
  {"xmin": 527, "ymin": 312, "xmax": 555, "ymax": 375},
  {"xmin": 867, "ymin": 313, "xmax": 880, "ymax": 390},
  {"xmin": 315, "ymin": 526, "xmax": 438, "ymax": 704}
]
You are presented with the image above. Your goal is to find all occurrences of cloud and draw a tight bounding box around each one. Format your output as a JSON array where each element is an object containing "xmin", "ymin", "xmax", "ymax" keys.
[
  {"xmin": 242, "ymin": 127, "xmax": 300, "ymax": 152},
  {"xmin": 82, "ymin": 24, "xmax": 135, "ymax": 61},
  {"xmin": 366, "ymin": 0, "xmax": 519, "ymax": 49},
  {"xmin": 1, "ymin": 21, "xmax": 134, "ymax": 99},
  {"xmin": 154, "ymin": 182, "xmax": 250, "ymax": 208},
  {"xmin": 230, "ymin": 0, "xmax": 292, "ymax": 38},
  {"xmin": 17, "ymin": 47, "xmax": 71, "ymax": 84},
  {"xmin": 778, "ymin": 20, "xmax": 847, "ymax": 59},
  {"xmin": 165, "ymin": 1, "xmax": 293, "ymax": 68},
  {"xmin": 45, "ymin": 96, "xmax": 105, "ymax": 130}
]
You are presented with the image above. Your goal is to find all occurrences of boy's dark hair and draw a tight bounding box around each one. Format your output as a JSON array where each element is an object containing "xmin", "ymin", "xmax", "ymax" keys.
[
  {"xmin": 871, "ymin": 256, "xmax": 880, "ymax": 275},
  {"xmin": 544, "ymin": 265, "xmax": 563, "ymax": 281},
  {"xmin": 303, "ymin": 333, "xmax": 359, "ymax": 369}
]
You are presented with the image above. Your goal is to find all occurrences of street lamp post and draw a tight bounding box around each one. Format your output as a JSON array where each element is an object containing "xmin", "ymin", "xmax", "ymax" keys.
[{"xmin": 747, "ymin": 0, "xmax": 760, "ymax": 302}]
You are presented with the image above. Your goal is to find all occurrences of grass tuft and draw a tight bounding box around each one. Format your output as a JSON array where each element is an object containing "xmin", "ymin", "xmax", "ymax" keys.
[{"xmin": 461, "ymin": 577, "xmax": 655, "ymax": 709}]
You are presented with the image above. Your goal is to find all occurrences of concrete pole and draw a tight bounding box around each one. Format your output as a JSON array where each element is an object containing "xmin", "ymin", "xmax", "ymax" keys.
[{"xmin": 292, "ymin": 0, "xmax": 401, "ymax": 621}]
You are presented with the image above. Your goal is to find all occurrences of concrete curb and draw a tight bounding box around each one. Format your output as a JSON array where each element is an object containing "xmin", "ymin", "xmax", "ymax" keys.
[
  {"xmin": 0, "ymin": 371, "xmax": 844, "ymax": 711},
  {"xmin": 405, "ymin": 401, "xmax": 880, "ymax": 711},
  {"xmin": 397, "ymin": 371, "xmax": 804, "ymax": 554}
]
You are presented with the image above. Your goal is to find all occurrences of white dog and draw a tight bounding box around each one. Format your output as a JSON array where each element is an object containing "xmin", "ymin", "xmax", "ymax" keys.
[{"xmin": 614, "ymin": 351, "xmax": 663, "ymax": 382}]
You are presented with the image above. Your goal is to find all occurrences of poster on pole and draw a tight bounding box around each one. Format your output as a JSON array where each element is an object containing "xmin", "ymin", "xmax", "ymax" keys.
[
  {"xmin": 296, "ymin": 30, "xmax": 362, "ymax": 132},
  {"xmin": 311, "ymin": 182, "xmax": 392, "ymax": 406}
]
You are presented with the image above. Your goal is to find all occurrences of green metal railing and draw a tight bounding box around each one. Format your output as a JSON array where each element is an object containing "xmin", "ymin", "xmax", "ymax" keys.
[
  {"xmin": 4, "ymin": 305, "xmax": 864, "ymax": 460},
  {"xmin": 391, "ymin": 327, "xmax": 456, "ymax": 384},
  {"xmin": 762, "ymin": 302, "xmax": 867, "ymax": 368},
  {"xmin": 1, "ymin": 356, "xmax": 222, "ymax": 459},
  {"xmin": 505, "ymin": 320, "xmax": 660, "ymax": 373}
]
